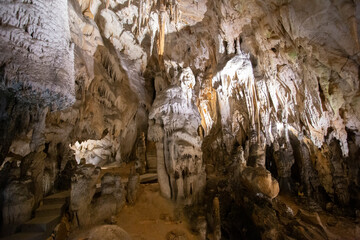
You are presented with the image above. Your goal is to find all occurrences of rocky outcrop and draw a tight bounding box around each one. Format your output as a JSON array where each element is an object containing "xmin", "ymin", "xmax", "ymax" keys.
[
  {"xmin": 241, "ymin": 166, "xmax": 280, "ymax": 199},
  {"xmin": 70, "ymin": 164, "xmax": 125, "ymax": 226}
]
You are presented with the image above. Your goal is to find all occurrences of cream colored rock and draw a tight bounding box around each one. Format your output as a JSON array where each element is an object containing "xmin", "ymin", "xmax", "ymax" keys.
[
  {"xmin": 148, "ymin": 68, "xmax": 205, "ymax": 204},
  {"xmin": 70, "ymin": 165, "xmax": 125, "ymax": 226},
  {"xmin": 241, "ymin": 166, "xmax": 280, "ymax": 199},
  {"xmin": 0, "ymin": 2, "xmax": 359, "ymax": 239},
  {"xmin": 70, "ymin": 134, "xmax": 120, "ymax": 167},
  {"xmin": 8, "ymin": 130, "xmax": 33, "ymax": 157}
]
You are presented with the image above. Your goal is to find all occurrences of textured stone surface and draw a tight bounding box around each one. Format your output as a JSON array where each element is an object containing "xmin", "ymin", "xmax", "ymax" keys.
[
  {"xmin": 70, "ymin": 165, "xmax": 125, "ymax": 226},
  {"xmin": 0, "ymin": 0, "xmax": 75, "ymax": 110},
  {"xmin": 2, "ymin": 180, "xmax": 34, "ymax": 226},
  {"xmin": 148, "ymin": 67, "xmax": 206, "ymax": 204},
  {"xmin": 241, "ymin": 166, "xmax": 280, "ymax": 199},
  {"xmin": 0, "ymin": 0, "xmax": 359, "ymax": 239}
]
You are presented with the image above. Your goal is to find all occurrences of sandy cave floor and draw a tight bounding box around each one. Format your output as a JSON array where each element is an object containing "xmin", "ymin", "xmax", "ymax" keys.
[
  {"xmin": 116, "ymin": 183, "xmax": 198, "ymax": 240},
  {"xmin": 68, "ymin": 182, "xmax": 198, "ymax": 240}
]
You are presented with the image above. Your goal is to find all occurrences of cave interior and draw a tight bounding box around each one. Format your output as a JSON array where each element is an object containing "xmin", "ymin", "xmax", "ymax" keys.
[{"xmin": 0, "ymin": 0, "xmax": 359, "ymax": 239}]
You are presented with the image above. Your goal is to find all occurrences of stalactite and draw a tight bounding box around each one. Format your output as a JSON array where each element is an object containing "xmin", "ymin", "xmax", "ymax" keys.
[
  {"xmin": 174, "ymin": 1, "xmax": 179, "ymax": 25},
  {"xmin": 158, "ymin": 0, "xmax": 166, "ymax": 62},
  {"xmin": 142, "ymin": 0, "xmax": 147, "ymax": 26},
  {"xmin": 137, "ymin": 0, "xmax": 143, "ymax": 37},
  {"xmin": 83, "ymin": 0, "xmax": 94, "ymax": 19},
  {"xmin": 169, "ymin": 2, "xmax": 173, "ymax": 22},
  {"xmin": 252, "ymin": 82, "xmax": 261, "ymax": 144}
]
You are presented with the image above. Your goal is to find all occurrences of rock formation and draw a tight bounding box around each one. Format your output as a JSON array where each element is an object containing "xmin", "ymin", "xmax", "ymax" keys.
[
  {"xmin": 148, "ymin": 67, "xmax": 206, "ymax": 204},
  {"xmin": 0, "ymin": 0, "xmax": 75, "ymax": 110},
  {"xmin": 70, "ymin": 165, "xmax": 125, "ymax": 226},
  {"xmin": 135, "ymin": 132, "xmax": 147, "ymax": 174},
  {"xmin": 0, "ymin": 0, "xmax": 359, "ymax": 239}
]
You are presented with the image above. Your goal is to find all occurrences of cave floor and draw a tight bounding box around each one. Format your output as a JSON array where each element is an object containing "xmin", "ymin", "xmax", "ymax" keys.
[
  {"xmin": 67, "ymin": 163, "xmax": 359, "ymax": 240},
  {"xmin": 69, "ymin": 183, "xmax": 197, "ymax": 240},
  {"xmin": 115, "ymin": 183, "xmax": 198, "ymax": 240},
  {"xmin": 68, "ymin": 162, "xmax": 198, "ymax": 240}
]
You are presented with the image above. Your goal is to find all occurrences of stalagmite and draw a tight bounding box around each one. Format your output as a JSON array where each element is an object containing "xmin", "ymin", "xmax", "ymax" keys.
[{"xmin": 213, "ymin": 197, "xmax": 221, "ymax": 240}]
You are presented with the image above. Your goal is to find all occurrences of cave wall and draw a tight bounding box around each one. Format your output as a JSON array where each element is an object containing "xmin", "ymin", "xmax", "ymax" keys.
[
  {"xmin": 200, "ymin": 0, "xmax": 360, "ymax": 207},
  {"xmin": 0, "ymin": 0, "xmax": 77, "ymax": 234},
  {"xmin": 0, "ymin": 0, "xmax": 75, "ymax": 109}
]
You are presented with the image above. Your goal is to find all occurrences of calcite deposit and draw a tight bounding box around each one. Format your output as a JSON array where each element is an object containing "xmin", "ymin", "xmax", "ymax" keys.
[
  {"xmin": 148, "ymin": 67, "xmax": 206, "ymax": 204},
  {"xmin": 0, "ymin": 0, "xmax": 359, "ymax": 239}
]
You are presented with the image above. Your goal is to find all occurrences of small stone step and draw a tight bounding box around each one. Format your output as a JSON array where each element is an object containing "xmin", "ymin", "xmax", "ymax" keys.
[
  {"xmin": 140, "ymin": 173, "xmax": 157, "ymax": 183},
  {"xmin": 0, "ymin": 232, "xmax": 44, "ymax": 240},
  {"xmin": 21, "ymin": 215, "xmax": 60, "ymax": 233},
  {"xmin": 35, "ymin": 203, "xmax": 64, "ymax": 218},
  {"xmin": 43, "ymin": 191, "xmax": 70, "ymax": 205}
]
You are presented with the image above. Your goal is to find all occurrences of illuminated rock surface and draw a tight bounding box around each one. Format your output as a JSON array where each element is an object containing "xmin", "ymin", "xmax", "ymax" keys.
[{"xmin": 0, "ymin": 0, "xmax": 359, "ymax": 239}]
